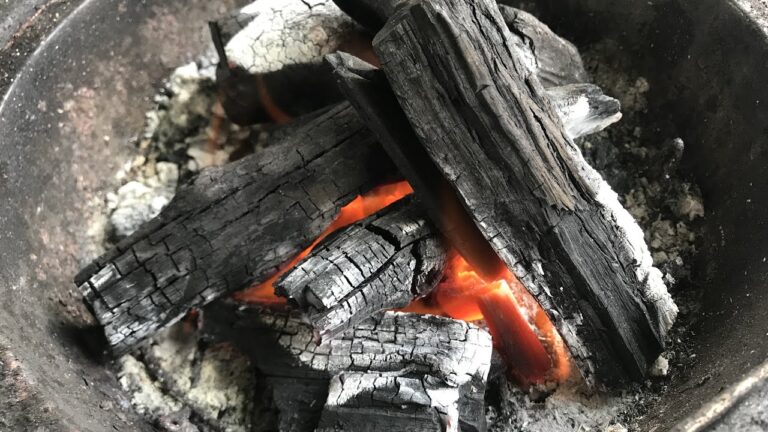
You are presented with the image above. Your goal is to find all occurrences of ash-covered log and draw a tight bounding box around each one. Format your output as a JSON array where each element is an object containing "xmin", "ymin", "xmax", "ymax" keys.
[
  {"xmin": 203, "ymin": 301, "xmax": 493, "ymax": 432},
  {"xmin": 75, "ymin": 103, "xmax": 397, "ymax": 355},
  {"xmin": 275, "ymin": 195, "xmax": 446, "ymax": 342},
  {"xmin": 373, "ymin": 0, "xmax": 677, "ymax": 384}
]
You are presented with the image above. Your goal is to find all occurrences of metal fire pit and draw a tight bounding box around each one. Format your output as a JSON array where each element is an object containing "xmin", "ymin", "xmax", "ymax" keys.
[{"xmin": 1, "ymin": 0, "xmax": 767, "ymax": 430}]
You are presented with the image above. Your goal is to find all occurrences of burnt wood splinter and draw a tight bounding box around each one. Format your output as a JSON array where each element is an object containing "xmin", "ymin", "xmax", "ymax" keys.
[
  {"xmin": 275, "ymin": 195, "xmax": 447, "ymax": 342},
  {"xmin": 372, "ymin": 0, "xmax": 677, "ymax": 384},
  {"xmin": 75, "ymin": 103, "xmax": 397, "ymax": 355}
]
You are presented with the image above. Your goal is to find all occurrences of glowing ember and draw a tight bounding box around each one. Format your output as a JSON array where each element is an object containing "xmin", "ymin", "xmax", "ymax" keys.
[
  {"xmin": 235, "ymin": 180, "xmax": 570, "ymax": 386},
  {"xmin": 233, "ymin": 181, "xmax": 414, "ymax": 302},
  {"xmin": 405, "ymin": 253, "xmax": 571, "ymax": 386}
]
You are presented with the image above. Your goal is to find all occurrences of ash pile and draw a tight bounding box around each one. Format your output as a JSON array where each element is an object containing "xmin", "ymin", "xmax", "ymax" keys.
[{"xmin": 76, "ymin": 0, "xmax": 705, "ymax": 431}]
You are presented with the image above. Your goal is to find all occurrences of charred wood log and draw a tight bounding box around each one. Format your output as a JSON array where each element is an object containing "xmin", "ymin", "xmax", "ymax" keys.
[
  {"xmin": 326, "ymin": 52, "xmax": 621, "ymax": 277},
  {"xmin": 373, "ymin": 0, "xmax": 676, "ymax": 384},
  {"xmin": 203, "ymin": 301, "xmax": 493, "ymax": 432},
  {"xmin": 275, "ymin": 196, "xmax": 447, "ymax": 342},
  {"xmin": 331, "ymin": 1, "xmax": 588, "ymax": 88},
  {"xmin": 75, "ymin": 103, "xmax": 397, "ymax": 355},
  {"xmin": 327, "ymin": 51, "xmax": 503, "ymax": 278},
  {"xmin": 330, "ymin": 0, "xmax": 411, "ymax": 32}
]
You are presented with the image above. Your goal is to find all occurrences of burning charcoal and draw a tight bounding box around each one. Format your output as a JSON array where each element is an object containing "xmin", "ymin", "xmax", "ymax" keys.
[
  {"xmin": 275, "ymin": 195, "xmax": 447, "ymax": 342},
  {"xmin": 203, "ymin": 301, "xmax": 493, "ymax": 432},
  {"xmin": 327, "ymin": 52, "xmax": 621, "ymax": 280},
  {"xmin": 372, "ymin": 0, "xmax": 677, "ymax": 385},
  {"xmin": 75, "ymin": 103, "xmax": 397, "ymax": 355}
]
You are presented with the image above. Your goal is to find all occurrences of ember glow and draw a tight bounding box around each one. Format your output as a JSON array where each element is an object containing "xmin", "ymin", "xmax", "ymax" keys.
[
  {"xmin": 235, "ymin": 180, "xmax": 570, "ymax": 386},
  {"xmin": 233, "ymin": 181, "xmax": 414, "ymax": 303},
  {"xmin": 405, "ymin": 253, "xmax": 572, "ymax": 386}
]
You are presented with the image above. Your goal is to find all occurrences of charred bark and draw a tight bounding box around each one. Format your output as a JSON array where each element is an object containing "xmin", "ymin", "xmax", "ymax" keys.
[
  {"xmin": 275, "ymin": 196, "xmax": 447, "ymax": 342},
  {"xmin": 203, "ymin": 301, "xmax": 493, "ymax": 432},
  {"xmin": 373, "ymin": 0, "xmax": 676, "ymax": 384},
  {"xmin": 75, "ymin": 103, "xmax": 397, "ymax": 355}
]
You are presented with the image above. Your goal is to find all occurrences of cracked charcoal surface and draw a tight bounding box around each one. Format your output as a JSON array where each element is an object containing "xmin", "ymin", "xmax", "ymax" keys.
[
  {"xmin": 76, "ymin": 103, "xmax": 396, "ymax": 355},
  {"xmin": 201, "ymin": 302, "xmax": 492, "ymax": 432},
  {"xmin": 206, "ymin": 303, "xmax": 493, "ymax": 388},
  {"xmin": 316, "ymin": 372, "xmax": 452, "ymax": 432},
  {"xmin": 276, "ymin": 196, "xmax": 447, "ymax": 342}
]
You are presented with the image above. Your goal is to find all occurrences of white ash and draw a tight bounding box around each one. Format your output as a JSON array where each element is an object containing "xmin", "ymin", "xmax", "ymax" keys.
[
  {"xmin": 143, "ymin": 60, "xmax": 251, "ymax": 176},
  {"xmin": 118, "ymin": 321, "xmax": 257, "ymax": 431},
  {"xmin": 143, "ymin": 324, "xmax": 256, "ymax": 431},
  {"xmin": 107, "ymin": 162, "xmax": 178, "ymax": 239},
  {"xmin": 649, "ymin": 354, "xmax": 670, "ymax": 378},
  {"xmin": 225, "ymin": 0, "xmax": 361, "ymax": 75},
  {"xmin": 118, "ymin": 355, "xmax": 184, "ymax": 419},
  {"xmin": 487, "ymin": 380, "xmax": 637, "ymax": 432}
]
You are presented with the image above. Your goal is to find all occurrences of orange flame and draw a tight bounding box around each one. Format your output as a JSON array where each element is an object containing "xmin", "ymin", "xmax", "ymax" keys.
[
  {"xmin": 234, "ymin": 180, "xmax": 570, "ymax": 386},
  {"xmin": 404, "ymin": 253, "xmax": 571, "ymax": 386},
  {"xmin": 234, "ymin": 181, "xmax": 414, "ymax": 303}
]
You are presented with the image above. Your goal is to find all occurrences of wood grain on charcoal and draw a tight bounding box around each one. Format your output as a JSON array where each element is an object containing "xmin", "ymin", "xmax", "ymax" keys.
[
  {"xmin": 374, "ymin": 0, "xmax": 676, "ymax": 384},
  {"xmin": 275, "ymin": 196, "xmax": 447, "ymax": 342},
  {"xmin": 326, "ymin": 52, "xmax": 620, "ymax": 277},
  {"xmin": 327, "ymin": 51, "xmax": 504, "ymax": 278},
  {"xmin": 331, "ymin": 0, "xmax": 588, "ymax": 90},
  {"xmin": 204, "ymin": 301, "xmax": 493, "ymax": 432},
  {"xmin": 498, "ymin": 5, "xmax": 589, "ymax": 87},
  {"xmin": 75, "ymin": 103, "xmax": 397, "ymax": 355}
]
